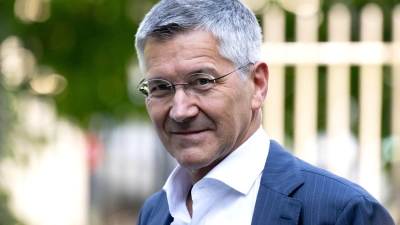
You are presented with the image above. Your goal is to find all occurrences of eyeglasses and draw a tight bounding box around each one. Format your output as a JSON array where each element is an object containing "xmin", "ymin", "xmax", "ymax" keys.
[{"xmin": 137, "ymin": 62, "xmax": 253, "ymax": 100}]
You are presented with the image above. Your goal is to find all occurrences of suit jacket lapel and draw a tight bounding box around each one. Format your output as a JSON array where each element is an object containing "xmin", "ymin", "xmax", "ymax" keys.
[{"xmin": 251, "ymin": 140, "xmax": 304, "ymax": 225}]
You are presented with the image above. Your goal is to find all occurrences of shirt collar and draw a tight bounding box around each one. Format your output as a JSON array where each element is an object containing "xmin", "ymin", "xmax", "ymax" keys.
[
  {"xmin": 203, "ymin": 125, "xmax": 270, "ymax": 194},
  {"xmin": 163, "ymin": 164, "xmax": 192, "ymax": 220},
  {"xmin": 163, "ymin": 126, "xmax": 270, "ymax": 218}
]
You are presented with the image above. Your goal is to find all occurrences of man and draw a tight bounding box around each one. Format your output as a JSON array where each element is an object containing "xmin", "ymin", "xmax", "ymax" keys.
[{"xmin": 134, "ymin": 0, "xmax": 395, "ymax": 224}]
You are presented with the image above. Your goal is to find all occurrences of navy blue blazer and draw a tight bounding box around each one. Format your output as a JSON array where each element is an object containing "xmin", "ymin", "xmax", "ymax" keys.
[{"xmin": 137, "ymin": 141, "xmax": 395, "ymax": 225}]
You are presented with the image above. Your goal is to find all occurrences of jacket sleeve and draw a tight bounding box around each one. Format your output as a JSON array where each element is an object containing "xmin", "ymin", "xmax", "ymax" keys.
[{"xmin": 335, "ymin": 196, "xmax": 395, "ymax": 225}]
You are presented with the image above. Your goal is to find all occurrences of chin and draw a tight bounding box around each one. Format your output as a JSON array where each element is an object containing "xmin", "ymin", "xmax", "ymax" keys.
[{"xmin": 177, "ymin": 155, "xmax": 214, "ymax": 171}]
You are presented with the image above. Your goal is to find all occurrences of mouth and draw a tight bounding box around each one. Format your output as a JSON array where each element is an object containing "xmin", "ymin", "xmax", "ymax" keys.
[{"xmin": 171, "ymin": 129, "xmax": 207, "ymax": 135}]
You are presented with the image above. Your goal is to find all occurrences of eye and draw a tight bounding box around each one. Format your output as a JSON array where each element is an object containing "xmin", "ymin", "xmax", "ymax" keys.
[
  {"xmin": 186, "ymin": 73, "xmax": 213, "ymax": 86},
  {"xmin": 151, "ymin": 83, "xmax": 170, "ymax": 91},
  {"xmin": 194, "ymin": 77, "xmax": 211, "ymax": 86},
  {"xmin": 186, "ymin": 73, "xmax": 215, "ymax": 94},
  {"xmin": 146, "ymin": 79, "xmax": 173, "ymax": 97}
]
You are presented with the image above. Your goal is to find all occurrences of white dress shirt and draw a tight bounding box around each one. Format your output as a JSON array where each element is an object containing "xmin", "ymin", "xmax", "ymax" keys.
[{"xmin": 163, "ymin": 126, "xmax": 270, "ymax": 225}]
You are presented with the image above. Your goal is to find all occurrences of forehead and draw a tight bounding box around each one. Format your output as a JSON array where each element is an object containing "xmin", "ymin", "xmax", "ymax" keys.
[{"xmin": 143, "ymin": 30, "xmax": 231, "ymax": 79}]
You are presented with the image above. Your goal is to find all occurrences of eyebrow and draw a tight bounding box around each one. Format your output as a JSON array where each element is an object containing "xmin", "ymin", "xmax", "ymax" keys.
[
  {"xmin": 187, "ymin": 67, "xmax": 217, "ymax": 76},
  {"xmin": 146, "ymin": 66, "xmax": 218, "ymax": 80}
]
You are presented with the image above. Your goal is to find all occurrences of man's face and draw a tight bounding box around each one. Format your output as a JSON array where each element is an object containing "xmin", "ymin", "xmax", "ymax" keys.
[{"xmin": 143, "ymin": 30, "xmax": 259, "ymax": 176}]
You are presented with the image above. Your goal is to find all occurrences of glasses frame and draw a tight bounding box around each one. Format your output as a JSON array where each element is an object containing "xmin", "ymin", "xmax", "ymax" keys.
[{"xmin": 137, "ymin": 62, "xmax": 254, "ymax": 99}]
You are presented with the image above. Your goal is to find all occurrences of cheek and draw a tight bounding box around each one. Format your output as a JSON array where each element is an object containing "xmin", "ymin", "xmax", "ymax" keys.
[
  {"xmin": 223, "ymin": 85, "xmax": 251, "ymax": 111},
  {"xmin": 147, "ymin": 103, "xmax": 167, "ymax": 130},
  {"xmin": 203, "ymin": 92, "xmax": 246, "ymax": 126}
]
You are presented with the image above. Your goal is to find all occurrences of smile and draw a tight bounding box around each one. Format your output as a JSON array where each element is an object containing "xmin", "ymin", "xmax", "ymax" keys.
[
  {"xmin": 171, "ymin": 129, "xmax": 207, "ymax": 135},
  {"xmin": 169, "ymin": 129, "xmax": 211, "ymax": 141}
]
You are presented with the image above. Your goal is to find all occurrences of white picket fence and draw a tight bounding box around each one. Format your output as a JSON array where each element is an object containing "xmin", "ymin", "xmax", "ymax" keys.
[{"xmin": 261, "ymin": 3, "xmax": 400, "ymax": 220}]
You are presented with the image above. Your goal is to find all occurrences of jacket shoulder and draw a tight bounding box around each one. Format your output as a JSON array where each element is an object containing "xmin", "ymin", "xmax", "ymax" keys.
[
  {"xmin": 297, "ymin": 158, "xmax": 374, "ymax": 200},
  {"xmin": 294, "ymin": 158, "xmax": 394, "ymax": 224}
]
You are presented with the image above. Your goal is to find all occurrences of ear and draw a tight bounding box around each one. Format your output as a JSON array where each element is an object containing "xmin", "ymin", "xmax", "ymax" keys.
[{"xmin": 250, "ymin": 62, "xmax": 269, "ymax": 111}]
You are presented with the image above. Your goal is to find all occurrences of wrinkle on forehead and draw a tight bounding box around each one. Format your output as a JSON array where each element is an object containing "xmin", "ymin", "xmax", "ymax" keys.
[{"xmin": 143, "ymin": 30, "xmax": 233, "ymax": 81}]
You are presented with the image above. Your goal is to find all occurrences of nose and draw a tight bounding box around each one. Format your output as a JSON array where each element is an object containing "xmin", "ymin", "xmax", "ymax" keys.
[{"xmin": 169, "ymin": 87, "xmax": 199, "ymax": 123}]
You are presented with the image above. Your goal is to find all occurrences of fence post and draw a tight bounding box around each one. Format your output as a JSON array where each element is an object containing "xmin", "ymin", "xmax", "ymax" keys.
[
  {"xmin": 262, "ymin": 5, "xmax": 286, "ymax": 144},
  {"xmin": 358, "ymin": 3, "xmax": 383, "ymax": 200},
  {"xmin": 391, "ymin": 4, "xmax": 400, "ymax": 222},
  {"xmin": 326, "ymin": 4, "xmax": 355, "ymax": 179},
  {"xmin": 293, "ymin": 9, "xmax": 319, "ymax": 164}
]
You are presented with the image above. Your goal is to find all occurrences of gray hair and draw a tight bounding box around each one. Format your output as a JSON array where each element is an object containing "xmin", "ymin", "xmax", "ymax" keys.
[{"xmin": 135, "ymin": 0, "xmax": 262, "ymax": 79}]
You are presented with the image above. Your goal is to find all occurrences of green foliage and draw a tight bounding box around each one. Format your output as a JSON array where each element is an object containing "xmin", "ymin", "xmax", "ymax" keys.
[
  {"xmin": 0, "ymin": 0, "xmax": 158, "ymax": 127},
  {"xmin": 0, "ymin": 87, "xmax": 21, "ymax": 224},
  {"xmin": 0, "ymin": 189, "xmax": 23, "ymax": 225},
  {"xmin": 0, "ymin": 85, "xmax": 11, "ymax": 159}
]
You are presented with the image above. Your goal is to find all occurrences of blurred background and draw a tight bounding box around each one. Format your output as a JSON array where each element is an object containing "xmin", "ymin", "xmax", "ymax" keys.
[{"xmin": 0, "ymin": 0, "xmax": 399, "ymax": 224}]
